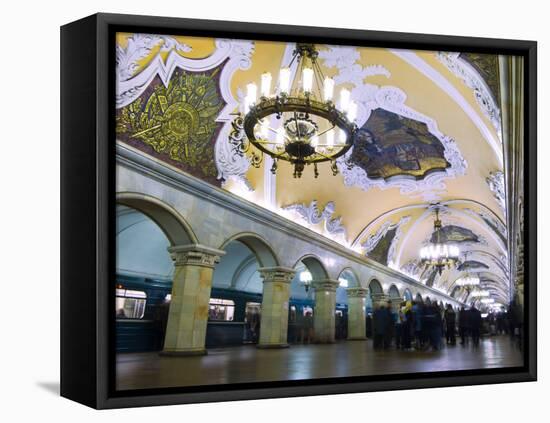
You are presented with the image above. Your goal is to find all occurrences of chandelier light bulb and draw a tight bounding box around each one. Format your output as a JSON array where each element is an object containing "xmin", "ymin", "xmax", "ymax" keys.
[
  {"xmin": 279, "ymin": 67, "xmax": 291, "ymax": 94},
  {"xmin": 326, "ymin": 129, "xmax": 334, "ymax": 148},
  {"xmin": 275, "ymin": 127, "xmax": 285, "ymax": 145},
  {"xmin": 261, "ymin": 72, "xmax": 272, "ymax": 97},
  {"xmin": 347, "ymin": 101, "xmax": 358, "ymax": 122},
  {"xmin": 323, "ymin": 77, "xmax": 335, "ymax": 101},
  {"xmin": 339, "ymin": 88, "xmax": 351, "ymax": 112},
  {"xmin": 302, "ymin": 67, "xmax": 314, "ymax": 93},
  {"xmin": 246, "ymin": 82, "xmax": 257, "ymax": 103},
  {"xmin": 259, "ymin": 119, "xmax": 269, "ymax": 139},
  {"xmin": 311, "ymin": 135, "xmax": 319, "ymax": 149},
  {"xmin": 339, "ymin": 128, "xmax": 347, "ymax": 144}
]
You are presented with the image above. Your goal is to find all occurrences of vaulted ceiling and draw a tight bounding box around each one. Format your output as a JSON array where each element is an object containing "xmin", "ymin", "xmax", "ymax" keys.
[{"xmin": 115, "ymin": 33, "xmax": 509, "ymax": 306}]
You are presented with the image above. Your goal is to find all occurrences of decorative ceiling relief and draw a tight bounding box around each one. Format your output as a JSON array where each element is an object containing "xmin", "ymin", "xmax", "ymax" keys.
[
  {"xmin": 486, "ymin": 171, "xmax": 506, "ymax": 212},
  {"xmin": 463, "ymin": 207, "xmax": 507, "ymax": 246},
  {"xmin": 116, "ymin": 34, "xmax": 192, "ymax": 83},
  {"xmin": 349, "ymin": 109, "xmax": 451, "ymax": 180},
  {"xmin": 282, "ymin": 200, "xmax": 347, "ymax": 241},
  {"xmin": 458, "ymin": 260, "xmax": 490, "ymax": 271},
  {"xmin": 318, "ymin": 47, "xmax": 467, "ymax": 201},
  {"xmin": 436, "ymin": 52, "xmax": 501, "ymax": 133},
  {"xmin": 400, "ymin": 259, "xmax": 421, "ymax": 280},
  {"xmin": 116, "ymin": 36, "xmax": 255, "ymax": 187},
  {"xmin": 360, "ymin": 216, "xmax": 411, "ymax": 266},
  {"xmin": 430, "ymin": 224, "xmax": 481, "ymax": 244},
  {"xmin": 116, "ymin": 67, "xmax": 225, "ymax": 185}
]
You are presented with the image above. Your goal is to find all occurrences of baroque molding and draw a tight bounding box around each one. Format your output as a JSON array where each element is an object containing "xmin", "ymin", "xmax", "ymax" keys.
[
  {"xmin": 312, "ymin": 279, "xmax": 341, "ymax": 292},
  {"xmin": 116, "ymin": 34, "xmax": 192, "ymax": 83},
  {"xmin": 168, "ymin": 244, "xmax": 226, "ymax": 268},
  {"xmin": 258, "ymin": 266, "xmax": 296, "ymax": 284},
  {"xmin": 346, "ymin": 287, "xmax": 368, "ymax": 298},
  {"xmin": 436, "ymin": 52, "xmax": 501, "ymax": 133},
  {"xmin": 116, "ymin": 36, "xmax": 255, "ymax": 187},
  {"xmin": 486, "ymin": 171, "xmax": 506, "ymax": 213},
  {"xmin": 360, "ymin": 216, "xmax": 411, "ymax": 268},
  {"xmin": 318, "ymin": 47, "xmax": 467, "ymax": 201},
  {"xmin": 282, "ymin": 200, "xmax": 347, "ymax": 241}
]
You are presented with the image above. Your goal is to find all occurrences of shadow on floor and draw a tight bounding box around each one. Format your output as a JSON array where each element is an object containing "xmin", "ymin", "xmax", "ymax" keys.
[{"xmin": 36, "ymin": 381, "xmax": 60, "ymax": 396}]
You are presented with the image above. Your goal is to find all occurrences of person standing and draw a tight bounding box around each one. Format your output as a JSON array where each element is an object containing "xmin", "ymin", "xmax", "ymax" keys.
[
  {"xmin": 444, "ymin": 304, "xmax": 457, "ymax": 345},
  {"xmin": 458, "ymin": 306, "xmax": 470, "ymax": 346},
  {"xmin": 373, "ymin": 303, "xmax": 389, "ymax": 349},
  {"xmin": 470, "ymin": 305, "xmax": 482, "ymax": 347},
  {"xmin": 412, "ymin": 301, "xmax": 423, "ymax": 349},
  {"xmin": 400, "ymin": 301, "xmax": 413, "ymax": 350}
]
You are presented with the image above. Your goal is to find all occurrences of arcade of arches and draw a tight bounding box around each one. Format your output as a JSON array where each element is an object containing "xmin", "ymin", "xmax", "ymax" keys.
[{"xmin": 114, "ymin": 33, "xmax": 525, "ymax": 390}]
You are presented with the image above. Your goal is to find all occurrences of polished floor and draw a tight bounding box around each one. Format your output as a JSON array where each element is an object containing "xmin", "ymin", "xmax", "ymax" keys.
[{"xmin": 116, "ymin": 336, "xmax": 523, "ymax": 390}]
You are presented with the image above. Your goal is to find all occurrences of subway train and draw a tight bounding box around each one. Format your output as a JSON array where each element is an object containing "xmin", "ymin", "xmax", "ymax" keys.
[{"xmin": 115, "ymin": 274, "xmax": 350, "ymax": 353}]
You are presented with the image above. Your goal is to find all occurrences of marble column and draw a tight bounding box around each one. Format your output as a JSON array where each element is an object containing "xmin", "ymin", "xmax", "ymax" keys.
[
  {"xmin": 257, "ymin": 267, "xmax": 295, "ymax": 348},
  {"xmin": 161, "ymin": 244, "xmax": 225, "ymax": 356},
  {"xmin": 346, "ymin": 288, "xmax": 368, "ymax": 340},
  {"xmin": 312, "ymin": 279, "xmax": 340, "ymax": 343}
]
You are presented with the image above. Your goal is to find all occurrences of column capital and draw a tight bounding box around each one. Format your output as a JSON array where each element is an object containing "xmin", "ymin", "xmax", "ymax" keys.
[
  {"xmin": 312, "ymin": 279, "xmax": 340, "ymax": 292},
  {"xmin": 346, "ymin": 287, "xmax": 368, "ymax": 298},
  {"xmin": 168, "ymin": 244, "xmax": 226, "ymax": 268},
  {"xmin": 258, "ymin": 266, "xmax": 296, "ymax": 284}
]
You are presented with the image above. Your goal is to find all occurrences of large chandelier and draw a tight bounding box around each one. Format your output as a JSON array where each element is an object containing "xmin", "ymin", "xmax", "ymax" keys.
[
  {"xmin": 419, "ymin": 207, "xmax": 460, "ymax": 275},
  {"xmin": 230, "ymin": 43, "xmax": 358, "ymax": 178}
]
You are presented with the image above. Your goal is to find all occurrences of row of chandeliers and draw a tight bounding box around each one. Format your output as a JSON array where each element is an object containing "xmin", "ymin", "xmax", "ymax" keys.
[
  {"xmin": 419, "ymin": 207, "xmax": 495, "ymax": 306},
  {"xmin": 233, "ymin": 45, "xmax": 496, "ymax": 308}
]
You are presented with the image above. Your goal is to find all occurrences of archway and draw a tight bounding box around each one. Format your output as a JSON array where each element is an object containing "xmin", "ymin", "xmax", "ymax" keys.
[
  {"xmin": 115, "ymin": 196, "xmax": 197, "ymax": 353},
  {"xmin": 211, "ymin": 234, "xmax": 280, "ymax": 346},
  {"xmin": 288, "ymin": 255, "xmax": 330, "ymax": 344},
  {"xmin": 403, "ymin": 288, "xmax": 413, "ymax": 302},
  {"xmin": 415, "ymin": 293, "xmax": 424, "ymax": 303}
]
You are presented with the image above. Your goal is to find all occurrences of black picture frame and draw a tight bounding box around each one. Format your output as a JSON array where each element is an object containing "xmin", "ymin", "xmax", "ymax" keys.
[{"xmin": 60, "ymin": 12, "xmax": 537, "ymax": 409}]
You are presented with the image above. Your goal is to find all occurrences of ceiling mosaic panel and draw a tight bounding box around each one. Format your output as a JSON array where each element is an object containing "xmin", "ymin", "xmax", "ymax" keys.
[
  {"xmin": 348, "ymin": 109, "xmax": 450, "ymax": 181},
  {"xmin": 430, "ymin": 224, "xmax": 480, "ymax": 244},
  {"xmin": 116, "ymin": 66, "xmax": 226, "ymax": 186},
  {"xmin": 457, "ymin": 260, "xmax": 490, "ymax": 271},
  {"xmin": 366, "ymin": 226, "xmax": 397, "ymax": 266},
  {"xmin": 458, "ymin": 52, "xmax": 501, "ymax": 104}
]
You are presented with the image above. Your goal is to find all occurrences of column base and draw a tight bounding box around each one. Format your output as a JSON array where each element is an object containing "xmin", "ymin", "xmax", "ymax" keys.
[
  {"xmin": 347, "ymin": 337, "xmax": 367, "ymax": 341},
  {"xmin": 257, "ymin": 343, "xmax": 289, "ymax": 349},
  {"xmin": 159, "ymin": 349, "xmax": 207, "ymax": 357}
]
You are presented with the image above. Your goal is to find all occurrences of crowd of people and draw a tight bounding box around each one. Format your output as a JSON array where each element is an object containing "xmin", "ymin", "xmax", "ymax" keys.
[{"xmin": 371, "ymin": 299, "xmax": 486, "ymax": 351}]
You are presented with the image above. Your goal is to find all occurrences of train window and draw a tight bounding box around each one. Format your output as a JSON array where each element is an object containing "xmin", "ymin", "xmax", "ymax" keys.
[
  {"xmin": 116, "ymin": 288, "xmax": 147, "ymax": 319},
  {"xmin": 209, "ymin": 298, "xmax": 235, "ymax": 321},
  {"xmin": 302, "ymin": 305, "xmax": 313, "ymax": 316},
  {"xmin": 335, "ymin": 310, "xmax": 343, "ymax": 317},
  {"xmin": 289, "ymin": 305, "xmax": 297, "ymax": 323}
]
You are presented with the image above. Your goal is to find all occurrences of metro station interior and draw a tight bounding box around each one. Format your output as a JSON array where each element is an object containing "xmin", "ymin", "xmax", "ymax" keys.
[{"xmin": 114, "ymin": 33, "xmax": 525, "ymax": 390}]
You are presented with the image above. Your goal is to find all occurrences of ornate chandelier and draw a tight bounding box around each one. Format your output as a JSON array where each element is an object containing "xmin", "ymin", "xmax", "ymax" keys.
[
  {"xmin": 470, "ymin": 289, "xmax": 490, "ymax": 298},
  {"xmin": 419, "ymin": 207, "xmax": 460, "ymax": 275},
  {"xmin": 229, "ymin": 43, "xmax": 358, "ymax": 178},
  {"xmin": 455, "ymin": 274, "xmax": 481, "ymax": 287}
]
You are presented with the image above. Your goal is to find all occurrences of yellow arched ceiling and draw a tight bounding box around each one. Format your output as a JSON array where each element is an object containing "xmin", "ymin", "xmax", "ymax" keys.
[{"xmin": 115, "ymin": 33, "xmax": 509, "ymax": 303}]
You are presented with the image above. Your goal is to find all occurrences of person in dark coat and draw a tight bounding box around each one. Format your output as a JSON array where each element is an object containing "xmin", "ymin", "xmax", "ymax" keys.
[
  {"xmin": 458, "ymin": 306, "xmax": 470, "ymax": 345},
  {"xmin": 422, "ymin": 301, "xmax": 442, "ymax": 351},
  {"xmin": 469, "ymin": 305, "xmax": 482, "ymax": 347},
  {"xmin": 373, "ymin": 303, "xmax": 390, "ymax": 349},
  {"xmin": 444, "ymin": 304, "xmax": 457, "ymax": 345}
]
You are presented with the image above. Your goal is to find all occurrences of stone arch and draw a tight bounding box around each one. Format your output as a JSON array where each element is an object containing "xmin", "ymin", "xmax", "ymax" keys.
[
  {"xmin": 368, "ymin": 278, "xmax": 384, "ymax": 295},
  {"xmin": 337, "ymin": 267, "xmax": 360, "ymax": 288},
  {"xmin": 220, "ymin": 232, "xmax": 279, "ymax": 267},
  {"xmin": 294, "ymin": 254, "xmax": 329, "ymax": 280},
  {"xmin": 388, "ymin": 284, "xmax": 401, "ymax": 300},
  {"xmin": 403, "ymin": 288, "xmax": 413, "ymax": 302},
  {"xmin": 415, "ymin": 293, "xmax": 424, "ymax": 303},
  {"xmin": 117, "ymin": 192, "xmax": 198, "ymax": 245}
]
